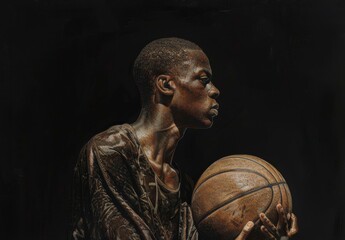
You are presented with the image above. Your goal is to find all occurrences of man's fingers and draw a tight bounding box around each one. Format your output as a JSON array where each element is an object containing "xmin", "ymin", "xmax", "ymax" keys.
[
  {"xmin": 287, "ymin": 213, "xmax": 299, "ymax": 237},
  {"xmin": 235, "ymin": 221, "xmax": 254, "ymax": 240},
  {"xmin": 259, "ymin": 213, "xmax": 280, "ymax": 238},
  {"xmin": 260, "ymin": 225, "xmax": 276, "ymax": 240},
  {"xmin": 276, "ymin": 204, "xmax": 289, "ymax": 234}
]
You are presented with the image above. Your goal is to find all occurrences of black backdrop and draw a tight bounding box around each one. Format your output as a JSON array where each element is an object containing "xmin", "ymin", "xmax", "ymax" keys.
[{"xmin": 1, "ymin": 0, "xmax": 345, "ymax": 239}]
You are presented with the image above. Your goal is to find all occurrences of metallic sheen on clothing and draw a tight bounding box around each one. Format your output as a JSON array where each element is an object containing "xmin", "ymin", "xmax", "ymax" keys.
[{"xmin": 72, "ymin": 124, "xmax": 198, "ymax": 240}]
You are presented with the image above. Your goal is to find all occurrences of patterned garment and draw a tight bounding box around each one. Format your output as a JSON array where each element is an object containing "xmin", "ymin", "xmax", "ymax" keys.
[{"xmin": 71, "ymin": 124, "xmax": 198, "ymax": 240}]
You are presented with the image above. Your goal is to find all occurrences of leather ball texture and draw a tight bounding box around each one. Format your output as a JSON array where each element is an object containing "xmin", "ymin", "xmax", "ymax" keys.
[{"xmin": 191, "ymin": 154, "xmax": 292, "ymax": 240}]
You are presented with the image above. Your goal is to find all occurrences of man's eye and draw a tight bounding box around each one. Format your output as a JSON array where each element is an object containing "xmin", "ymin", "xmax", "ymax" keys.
[{"xmin": 200, "ymin": 77, "xmax": 211, "ymax": 85}]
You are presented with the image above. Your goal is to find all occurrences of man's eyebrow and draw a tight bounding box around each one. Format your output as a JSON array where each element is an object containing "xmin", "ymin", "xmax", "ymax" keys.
[{"xmin": 197, "ymin": 69, "xmax": 212, "ymax": 77}]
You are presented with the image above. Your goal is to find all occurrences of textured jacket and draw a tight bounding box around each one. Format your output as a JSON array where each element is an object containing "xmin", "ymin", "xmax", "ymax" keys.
[{"xmin": 72, "ymin": 124, "xmax": 198, "ymax": 240}]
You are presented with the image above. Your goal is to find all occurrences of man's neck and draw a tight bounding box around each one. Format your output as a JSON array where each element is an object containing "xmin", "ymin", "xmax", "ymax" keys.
[{"xmin": 131, "ymin": 106, "xmax": 186, "ymax": 177}]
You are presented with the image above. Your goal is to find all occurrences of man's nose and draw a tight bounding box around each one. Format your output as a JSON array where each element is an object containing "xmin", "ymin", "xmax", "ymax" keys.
[{"xmin": 209, "ymin": 83, "xmax": 220, "ymax": 99}]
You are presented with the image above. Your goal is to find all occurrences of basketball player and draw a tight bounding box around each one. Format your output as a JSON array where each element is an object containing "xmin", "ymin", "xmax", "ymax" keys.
[{"xmin": 71, "ymin": 38, "xmax": 298, "ymax": 239}]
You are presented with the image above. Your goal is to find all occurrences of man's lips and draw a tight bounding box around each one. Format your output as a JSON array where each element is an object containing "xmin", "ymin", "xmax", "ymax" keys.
[
  {"xmin": 210, "ymin": 104, "xmax": 219, "ymax": 116},
  {"xmin": 212, "ymin": 103, "xmax": 219, "ymax": 110}
]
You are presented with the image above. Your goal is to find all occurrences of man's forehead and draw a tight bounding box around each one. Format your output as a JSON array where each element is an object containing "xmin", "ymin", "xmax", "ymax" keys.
[
  {"xmin": 186, "ymin": 49, "xmax": 210, "ymax": 62},
  {"xmin": 180, "ymin": 50, "xmax": 212, "ymax": 72}
]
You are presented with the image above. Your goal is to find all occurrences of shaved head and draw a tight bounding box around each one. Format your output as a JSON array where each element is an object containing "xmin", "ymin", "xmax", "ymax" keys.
[{"xmin": 133, "ymin": 37, "xmax": 202, "ymax": 106}]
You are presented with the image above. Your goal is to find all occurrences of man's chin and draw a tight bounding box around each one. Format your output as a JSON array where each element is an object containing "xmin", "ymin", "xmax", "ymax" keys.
[
  {"xmin": 204, "ymin": 120, "xmax": 214, "ymax": 129},
  {"xmin": 192, "ymin": 118, "xmax": 214, "ymax": 129}
]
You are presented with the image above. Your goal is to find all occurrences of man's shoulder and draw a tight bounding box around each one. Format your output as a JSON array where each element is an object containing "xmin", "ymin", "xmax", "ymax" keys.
[{"xmin": 85, "ymin": 123, "xmax": 139, "ymax": 158}]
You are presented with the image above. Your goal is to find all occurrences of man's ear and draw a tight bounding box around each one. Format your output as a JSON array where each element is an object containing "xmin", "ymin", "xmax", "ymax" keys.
[{"xmin": 155, "ymin": 75, "xmax": 175, "ymax": 96}]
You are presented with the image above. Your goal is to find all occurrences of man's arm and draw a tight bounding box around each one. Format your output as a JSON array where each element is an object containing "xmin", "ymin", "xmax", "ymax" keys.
[{"xmin": 72, "ymin": 142, "xmax": 154, "ymax": 240}]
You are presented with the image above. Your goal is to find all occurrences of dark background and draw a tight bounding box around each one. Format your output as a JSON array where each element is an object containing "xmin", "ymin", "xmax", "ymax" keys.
[{"xmin": 1, "ymin": 0, "xmax": 344, "ymax": 239}]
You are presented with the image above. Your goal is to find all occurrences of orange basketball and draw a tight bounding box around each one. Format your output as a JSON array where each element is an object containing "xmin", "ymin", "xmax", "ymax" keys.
[{"xmin": 191, "ymin": 155, "xmax": 293, "ymax": 240}]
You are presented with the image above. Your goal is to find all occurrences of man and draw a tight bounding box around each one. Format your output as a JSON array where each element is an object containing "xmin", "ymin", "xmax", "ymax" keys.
[{"xmin": 71, "ymin": 38, "xmax": 298, "ymax": 240}]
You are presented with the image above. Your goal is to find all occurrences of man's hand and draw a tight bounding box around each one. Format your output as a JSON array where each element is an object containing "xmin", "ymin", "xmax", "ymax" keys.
[
  {"xmin": 235, "ymin": 221, "xmax": 254, "ymax": 240},
  {"xmin": 259, "ymin": 204, "xmax": 298, "ymax": 240}
]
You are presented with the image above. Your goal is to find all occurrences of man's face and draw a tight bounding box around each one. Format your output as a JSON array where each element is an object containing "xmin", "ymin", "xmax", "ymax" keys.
[{"xmin": 170, "ymin": 50, "xmax": 220, "ymax": 129}]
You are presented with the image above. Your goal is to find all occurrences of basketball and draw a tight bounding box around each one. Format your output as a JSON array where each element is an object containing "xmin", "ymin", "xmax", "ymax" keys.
[{"xmin": 191, "ymin": 155, "xmax": 292, "ymax": 240}]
